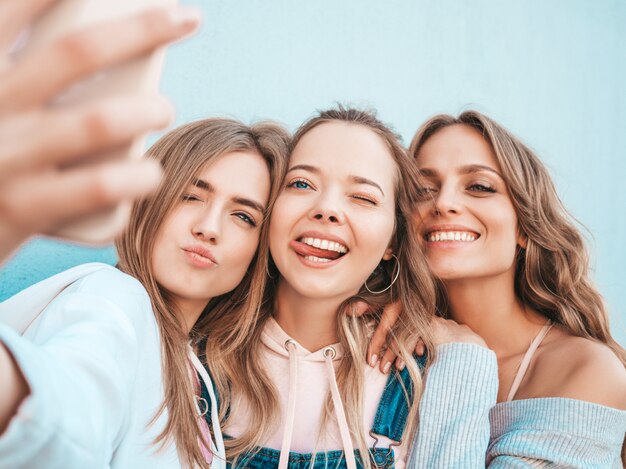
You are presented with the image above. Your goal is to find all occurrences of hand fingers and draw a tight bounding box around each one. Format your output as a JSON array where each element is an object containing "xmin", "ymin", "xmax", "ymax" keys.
[
  {"xmin": 415, "ymin": 339, "xmax": 426, "ymax": 356},
  {"xmin": 0, "ymin": 6, "xmax": 201, "ymax": 113},
  {"xmin": 380, "ymin": 344, "xmax": 398, "ymax": 374},
  {"xmin": 0, "ymin": 0, "xmax": 57, "ymax": 53},
  {"xmin": 366, "ymin": 300, "xmax": 401, "ymax": 367},
  {"xmin": 379, "ymin": 301, "xmax": 401, "ymax": 330},
  {"xmin": 349, "ymin": 301, "xmax": 370, "ymax": 317},
  {"xmin": 367, "ymin": 318, "xmax": 389, "ymax": 368},
  {"xmin": 0, "ymin": 95, "xmax": 173, "ymax": 178},
  {"xmin": 0, "ymin": 159, "xmax": 162, "ymax": 235}
]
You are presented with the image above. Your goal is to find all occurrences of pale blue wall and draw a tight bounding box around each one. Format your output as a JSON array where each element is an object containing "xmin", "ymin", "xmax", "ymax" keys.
[{"xmin": 2, "ymin": 0, "xmax": 625, "ymax": 345}]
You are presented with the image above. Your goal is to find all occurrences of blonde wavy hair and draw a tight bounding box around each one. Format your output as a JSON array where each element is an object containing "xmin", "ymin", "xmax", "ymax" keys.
[
  {"xmin": 204, "ymin": 106, "xmax": 438, "ymax": 468},
  {"xmin": 410, "ymin": 110, "xmax": 626, "ymax": 464},
  {"xmin": 115, "ymin": 118, "xmax": 289, "ymax": 468}
]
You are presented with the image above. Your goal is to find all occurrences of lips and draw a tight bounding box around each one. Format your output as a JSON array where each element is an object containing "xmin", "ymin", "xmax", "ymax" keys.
[
  {"xmin": 290, "ymin": 231, "xmax": 350, "ymax": 263},
  {"xmin": 291, "ymin": 240, "xmax": 343, "ymax": 260},
  {"xmin": 182, "ymin": 245, "xmax": 218, "ymax": 267},
  {"xmin": 423, "ymin": 225, "xmax": 480, "ymax": 243}
]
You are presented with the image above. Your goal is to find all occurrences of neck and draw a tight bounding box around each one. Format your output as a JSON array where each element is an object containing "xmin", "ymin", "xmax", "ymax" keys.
[
  {"xmin": 274, "ymin": 280, "xmax": 344, "ymax": 352},
  {"xmin": 445, "ymin": 272, "xmax": 546, "ymax": 358},
  {"xmin": 175, "ymin": 298, "xmax": 209, "ymax": 335}
]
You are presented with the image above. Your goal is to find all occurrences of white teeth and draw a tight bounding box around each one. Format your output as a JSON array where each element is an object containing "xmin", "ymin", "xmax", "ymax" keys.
[
  {"xmin": 305, "ymin": 255, "xmax": 331, "ymax": 263},
  {"xmin": 299, "ymin": 237, "xmax": 348, "ymax": 254},
  {"xmin": 427, "ymin": 231, "xmax": 477, "ymax": 243}
]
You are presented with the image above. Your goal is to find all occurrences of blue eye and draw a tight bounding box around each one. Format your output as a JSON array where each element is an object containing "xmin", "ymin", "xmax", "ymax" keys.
[{"xmin": 287, "ymin": 178, "xmax": 313, "ymax": 190}]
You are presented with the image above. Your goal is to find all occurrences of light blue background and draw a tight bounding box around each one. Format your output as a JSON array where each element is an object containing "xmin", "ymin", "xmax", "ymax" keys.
[{"xmin": 2, "ymin": 1, "xmax": 625, "ymax": 345}]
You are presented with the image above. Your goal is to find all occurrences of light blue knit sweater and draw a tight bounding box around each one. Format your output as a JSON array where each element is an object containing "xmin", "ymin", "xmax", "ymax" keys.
[{"xmin": 408, "ymin": 343, "xmax": 626, "ymax": 468}]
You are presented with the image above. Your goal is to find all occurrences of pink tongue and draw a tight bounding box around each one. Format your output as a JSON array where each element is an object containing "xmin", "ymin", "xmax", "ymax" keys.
[{"xmin": 292, "ymin": 241, "xmax": 343, "ymax": 260}]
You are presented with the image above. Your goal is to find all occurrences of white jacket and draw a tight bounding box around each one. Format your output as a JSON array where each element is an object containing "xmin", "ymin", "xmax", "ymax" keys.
[{"xmin": 0, "ymin": 263, "xmax": 224, "ymax": 469}]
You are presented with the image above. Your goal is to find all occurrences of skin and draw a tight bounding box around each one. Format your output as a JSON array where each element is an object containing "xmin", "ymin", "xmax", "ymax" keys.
[
  {"xmin": 1, "ymin": 148, "xmax": 271, "ymax": 434},
  {"xmin": 152, "ymin": 151, "xmax": 270, "ymax": 331},
  {"xmin": 269, "ymin": 122, "xmax": 396, "ymax": 352},
  {"xmin": 415, "ymin": 124, "xmax": 626, "ymax": 408},
  {"xmin": 0, "ymin": 0, "xmax": 202, "ymax": 264},
  {"xmin": 0, "ymin": 0, "xmax": 201, "ymax": 434}
]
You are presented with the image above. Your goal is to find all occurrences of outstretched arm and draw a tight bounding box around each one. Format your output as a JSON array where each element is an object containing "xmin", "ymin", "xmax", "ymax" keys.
[{"xmin": 0, "ymin": 0, "xmax": 201, "ymax": 263}]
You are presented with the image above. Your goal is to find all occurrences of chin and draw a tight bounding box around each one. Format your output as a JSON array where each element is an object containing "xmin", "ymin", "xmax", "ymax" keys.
[{"xmin": 285, "ymin": 278, "xmax": 349, "ymax": 300}]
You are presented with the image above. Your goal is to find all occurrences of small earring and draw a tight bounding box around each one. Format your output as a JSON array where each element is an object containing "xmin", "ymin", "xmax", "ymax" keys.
[{"xmin": 364, "ymin": 254, "xmax": 400, "ymax": 295}]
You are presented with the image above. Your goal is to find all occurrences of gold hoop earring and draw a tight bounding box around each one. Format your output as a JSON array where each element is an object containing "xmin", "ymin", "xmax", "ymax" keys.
[{"xmin": 364, "ymin": 254, "xmax": 400, "ymax": 295}]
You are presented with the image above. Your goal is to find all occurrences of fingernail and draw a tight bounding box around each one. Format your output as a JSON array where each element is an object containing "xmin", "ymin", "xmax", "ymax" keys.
[
  {"xmin": 369, "ymin": 354, "xmax": 378, "ymax": 368},
  {"xmin": 383, "ymin": 362, "xmax": 391, "ymax": 374},
  {"xmin": 397, "ymin": 359, "xmax": 405, "ymax": 371},
  {"xmin": 169, "ymin": 6, "xmax": 203, "ymax": 31}
]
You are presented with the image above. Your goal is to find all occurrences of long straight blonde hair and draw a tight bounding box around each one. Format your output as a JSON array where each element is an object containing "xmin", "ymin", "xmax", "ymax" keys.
[
  {"xmin": 410, "ymin": 110, "xmax": 626, "ymax": 464},
  {"xmin": 115, "ymin": 118, "xmax": 289, "ymax": 468},
  {"xmin": 205, "ymin": 106, "xmax": 438, "ymax": 468}
]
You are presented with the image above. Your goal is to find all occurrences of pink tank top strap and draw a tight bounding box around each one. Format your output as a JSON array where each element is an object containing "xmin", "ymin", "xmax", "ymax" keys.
[{"xmin": 506, "ymin": 320, "xmax": 554, "ymax": 402}]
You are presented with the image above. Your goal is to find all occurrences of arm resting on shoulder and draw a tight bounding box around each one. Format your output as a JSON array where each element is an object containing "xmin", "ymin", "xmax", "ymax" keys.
[{"xmin": 407, "ymin": 343, "xmax": 498, "ymax": 469}]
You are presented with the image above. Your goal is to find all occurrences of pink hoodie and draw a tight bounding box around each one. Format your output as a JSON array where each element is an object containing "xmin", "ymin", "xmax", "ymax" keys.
[{"xmin": 223, "ymin": 318, "xmax": 410, "ymax": 468}]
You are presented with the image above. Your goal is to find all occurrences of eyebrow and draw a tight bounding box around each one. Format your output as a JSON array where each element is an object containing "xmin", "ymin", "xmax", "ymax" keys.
[
  {"xmin": 192, "ymin": 178, "xmax": 266, "ymax": 214},
  {"xmin": 286, "ymin": 164, "xmax": 385, "ymax": 196},
  {"xmin": 419, "ymin": 164, "xmax": 503, "ymax": 179}
]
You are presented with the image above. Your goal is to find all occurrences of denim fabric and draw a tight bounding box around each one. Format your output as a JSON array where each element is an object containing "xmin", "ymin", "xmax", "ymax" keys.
[
  {"xmin": 228, "ymin": 447, "xmax": 394, "ymax": 469},
  {"xmin": 199, "ymin": 354, "xmax": 426, "ymax": 468}
]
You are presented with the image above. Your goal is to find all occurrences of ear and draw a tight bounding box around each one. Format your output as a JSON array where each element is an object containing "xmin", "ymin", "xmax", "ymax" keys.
[{"xmin": 382, "ymin": 247, "xmax": 394, "ymax": 261}]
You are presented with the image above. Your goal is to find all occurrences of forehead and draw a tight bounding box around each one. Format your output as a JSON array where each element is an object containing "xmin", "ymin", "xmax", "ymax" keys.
[
  {"xmin": 417, "ymin": 124, "xmax": 499, "ymax": 171},
  {"xmin": 195, "ymin": 150, "xmax": 270, "ymax": 201},
  {"xmin": 292, "ymin": 122, "xmax": 397, "ymax": 188}
]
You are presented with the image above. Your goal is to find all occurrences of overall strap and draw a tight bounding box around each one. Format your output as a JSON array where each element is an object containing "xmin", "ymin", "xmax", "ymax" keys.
[{"xmin": 370, "ymin": 354, "xmax": 427, "ymax": 443}]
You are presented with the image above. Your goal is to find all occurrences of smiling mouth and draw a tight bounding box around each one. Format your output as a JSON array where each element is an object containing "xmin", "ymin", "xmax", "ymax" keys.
[
  {"xmin": 293, "ymin": 236, "xmax": 349, "ymax": 263},
  {"xmin": 425, "ymin": 230, "xmax": 479, "ymax": 242}
]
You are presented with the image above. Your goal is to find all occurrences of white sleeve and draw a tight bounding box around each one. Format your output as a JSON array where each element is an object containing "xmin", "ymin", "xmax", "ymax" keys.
[{"xmin": 0, "ymin": 271, "xmax": 150, "ymax": 468}]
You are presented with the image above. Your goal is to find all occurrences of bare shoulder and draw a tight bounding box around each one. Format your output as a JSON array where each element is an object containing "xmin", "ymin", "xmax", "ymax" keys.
[{"xmin": 531, "ymin": 331, "xmax": 626, "ymax": 410}]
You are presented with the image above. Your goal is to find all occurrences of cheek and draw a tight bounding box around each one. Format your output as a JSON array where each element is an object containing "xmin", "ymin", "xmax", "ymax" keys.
[{"xmin": 225, "ymin": 230, "xmax": 261, "ymax": 272}]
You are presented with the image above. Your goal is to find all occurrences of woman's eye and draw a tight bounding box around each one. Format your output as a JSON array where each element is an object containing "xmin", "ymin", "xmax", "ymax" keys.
[
  {"xmin": 467, "ymin": 183, "xmax": 496, "ymax": 193},
  {"xmin": 182, "ymin": 194, "xmax": 202, "ymax": 202},
  {"xmin": 352, "ymin": 194, "xmax": 378, "ymax": 205},
  {"xmin": 417, "ymin": 187, "xmax": 437, "ymax": 198},
  {"xmin": 234, "ymin": 212, "xmax": 257, "ymax": 227},
  {"xmin": 286, "ymin": 178, "xmax": 313, "ymax": 190}
]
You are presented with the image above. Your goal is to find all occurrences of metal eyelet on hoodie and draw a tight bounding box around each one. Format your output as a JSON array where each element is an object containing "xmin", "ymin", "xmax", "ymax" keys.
[
  {"xmin": 323, "ymin": 346, "xmax": 336, "ymax": 359},
  {"xmin": 284, "ymin": 339, "xmax": 296, "ymax": 351}
]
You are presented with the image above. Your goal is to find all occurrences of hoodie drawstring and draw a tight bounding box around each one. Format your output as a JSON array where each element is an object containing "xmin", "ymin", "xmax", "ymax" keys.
[
  {"xmin": 188, "ymin": 346, "xmax": 226, "ymax": 469},
  {"xmin": 278, "ymin": 340, "xmax": 299, "ymax": 468},
  {"xmin": 323, "ymin": 346, "xmax": 357, "ymax": 469},
  {"xmin": 278, "ymin": 341, "xmax": 356, "ymax": 469}
]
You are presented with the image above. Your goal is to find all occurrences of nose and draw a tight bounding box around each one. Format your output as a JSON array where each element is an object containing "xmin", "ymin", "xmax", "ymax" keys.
[
  {"xmin": 308, "ymin": 192, "xmax": 345, "ymax": 224},
  {"xmin": 432, "ymin": 185, "xmax": 462, "ymax": 216},
  {"xmin": 192, "ymin": 206, "xmax": 221, "ymax": 244}
]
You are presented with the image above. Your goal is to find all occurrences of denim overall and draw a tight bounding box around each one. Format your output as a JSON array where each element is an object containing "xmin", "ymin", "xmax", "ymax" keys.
[{"xmin": 198, "ymin": 351, "xmax": 426, "ymax": 469}]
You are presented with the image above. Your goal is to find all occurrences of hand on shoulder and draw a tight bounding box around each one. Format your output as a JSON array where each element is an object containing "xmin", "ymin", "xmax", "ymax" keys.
[{"xmin": 430, "ymin": 317, "xmax": 489, "ymax": 349}]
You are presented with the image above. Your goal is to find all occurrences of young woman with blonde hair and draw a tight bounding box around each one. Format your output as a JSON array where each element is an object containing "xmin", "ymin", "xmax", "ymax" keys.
[
  {"xmin": 400, "ymin": 110, "xmax": 626, "ymax": 467},
  {"xmin": 198, "ymin": 107, "xmax": 498, "ymax": 468},
  {"xmin": 0, "ymin": 118, "xmax": 288, "ymax": 468}
]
